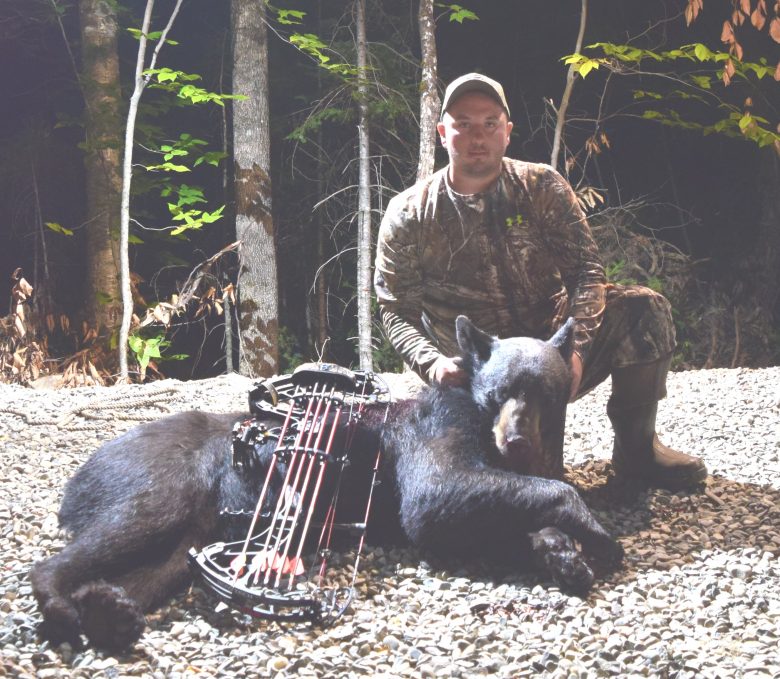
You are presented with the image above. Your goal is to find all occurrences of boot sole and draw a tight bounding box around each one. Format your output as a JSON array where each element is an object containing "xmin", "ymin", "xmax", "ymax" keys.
[{"xmin": 612, "ymin": 461, "xmax": 708, "ymax": 491}]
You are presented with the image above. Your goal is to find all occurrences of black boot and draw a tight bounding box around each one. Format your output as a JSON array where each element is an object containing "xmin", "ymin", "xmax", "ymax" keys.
[{"xmin": 607, "ymin": 357, "xmax": 707, "ymax": 490}]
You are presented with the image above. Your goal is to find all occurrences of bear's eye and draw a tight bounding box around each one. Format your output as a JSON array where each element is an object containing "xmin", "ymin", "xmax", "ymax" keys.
[{"xmin": 485, "ymin": 389, "xmax": 504, "ymax": 408}]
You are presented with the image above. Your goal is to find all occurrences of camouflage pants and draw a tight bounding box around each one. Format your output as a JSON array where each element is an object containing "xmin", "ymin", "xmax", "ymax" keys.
[{"xmin": 575, "ymin": 284, "xmax": 676, "ymax": 399}]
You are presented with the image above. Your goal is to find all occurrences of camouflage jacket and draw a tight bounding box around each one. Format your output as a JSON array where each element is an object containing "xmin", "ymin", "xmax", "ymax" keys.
[{"xmin": 374, "ymin": 158, "xmax": 606, "ymax": 381}]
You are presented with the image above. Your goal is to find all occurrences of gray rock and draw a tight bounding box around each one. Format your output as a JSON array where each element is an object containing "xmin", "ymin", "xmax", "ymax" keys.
[{"xmin": 2, "ymin": 367, "xmax": 779, "ymax": 678}]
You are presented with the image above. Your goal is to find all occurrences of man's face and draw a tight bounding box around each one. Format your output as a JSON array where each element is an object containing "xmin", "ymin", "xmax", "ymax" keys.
[{"xmin": 437, "ymin": 91, "xmax": 513, "ymax": 188}]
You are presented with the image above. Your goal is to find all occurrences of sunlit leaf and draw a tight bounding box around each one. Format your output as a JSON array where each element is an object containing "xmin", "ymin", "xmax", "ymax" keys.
[
  {"xmin": 145, "ymin": 162, "xmax": 190, "ymax": 172},
  {"xmin": 45, "ymin": 222, "xmax": 74, "ymax": 236},
  {"xmin": 276, "ymin": 9, "xmax": 305, "ymax": 25},
  {"xmin": 693, "ymin": 43, "xmax": 712, "ymax": 61},
  {"xmin": 446, "ymin": 4, "xmax": 479, "ymax": 23},
  {"xmin": 578, "ymin": 60, "xmax": 599, "ymax": 77}
]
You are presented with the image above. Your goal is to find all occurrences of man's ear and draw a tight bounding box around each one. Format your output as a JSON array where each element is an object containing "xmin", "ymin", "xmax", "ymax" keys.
[
  {"xmin": 436, "ymin": 120, "xmax": 447, "ymax": 147},
  {"xmin": 456, "ymin": 315, "xmax": 495, "ymax": 365},
  {"xmin": 548, "ymin": 317, "xmax": 575, "ymax": 364}
]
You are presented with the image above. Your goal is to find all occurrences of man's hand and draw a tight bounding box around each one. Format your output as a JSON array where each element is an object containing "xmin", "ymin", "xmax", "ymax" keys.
[
  {"xmin": 569, "ymin": 351, "xmax": 583, "ymax": 402},
  {"xmin": 430, "ymin": 356, "xmax": 468, "ymax": 387}
]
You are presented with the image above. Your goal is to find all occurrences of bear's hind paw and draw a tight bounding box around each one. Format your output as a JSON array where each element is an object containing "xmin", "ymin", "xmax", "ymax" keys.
[{"xmin": 73, "ymin": 582, "xmax": 146, "ymax": 654}]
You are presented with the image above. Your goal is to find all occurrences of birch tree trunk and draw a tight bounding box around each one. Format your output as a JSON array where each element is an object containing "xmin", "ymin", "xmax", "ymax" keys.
[
  {"xmin": 551, "ymin": 0, "xmax": 588, "ymax": 173},
  {"xmin": 117, "ymin": 0, "xmax": 182, "ymax": 381},
  {"xmin": 232, "ymin": 0, "xmax": 279, "ymax": 377},
  {"xmin": 355, "ymin": 0, "xmax": 373, "ymax": 371},
  {"xmin": 78, "ymin": 0, "xmax": 122, "ymax": 334},
  {"xmin": 118, "ymin": 1, "xmax": 154, "ymax": 380},
  {"xmin": 417, "ymin": 0, "xmax": 440, "ymax": 182}
]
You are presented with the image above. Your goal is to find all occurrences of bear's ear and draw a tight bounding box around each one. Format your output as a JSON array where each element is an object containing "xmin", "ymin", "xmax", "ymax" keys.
[
  {"xmin": 548, "ymin": 317, "xmax": 575, "ymax": 364},
  {"xmin": 456, "ymin": 315, "xmax": 496, "ymax": 365}
]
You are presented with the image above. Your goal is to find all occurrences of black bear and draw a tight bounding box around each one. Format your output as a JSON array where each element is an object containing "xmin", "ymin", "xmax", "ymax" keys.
[{"xmin": 30, "ymin": 316, "xmax": 622, "ymax": 652}]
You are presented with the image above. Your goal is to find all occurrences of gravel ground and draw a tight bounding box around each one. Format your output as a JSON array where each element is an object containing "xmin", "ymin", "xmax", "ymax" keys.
[{"xmin": 1, "ymin": 368, "xmax": 779, "ymax": 678}]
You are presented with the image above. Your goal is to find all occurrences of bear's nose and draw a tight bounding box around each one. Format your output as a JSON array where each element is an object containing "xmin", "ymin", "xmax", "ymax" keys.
[{"xmin": 505, "ymin": 432, "xmax": 530, "ymax": 446}]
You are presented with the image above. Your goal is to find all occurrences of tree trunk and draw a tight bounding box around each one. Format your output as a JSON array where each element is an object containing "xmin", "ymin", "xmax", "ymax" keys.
[
  {"xmin": 117, "ymin": 0, "xmax": 182, "ymax": 381},
  {"xmin": 315, "ymin": 0, "xmax": 328, "ymax": 356},
  {"xmin": 79, "ymin": 0, "xmax": 122, "ymax": 334},
  {"xmin": 356, "ymin": 0, "xmax": 373, "ymax": 371},
  {"xmin": 551, "ymin": 0, "xmax": 588, "ymax": 174},
  {"xmin": 316, "ymin": 222, "xmax": 328, "ymax": 353},
  {"xmin": 117, "ymin": 1, "xmax": 154, "ymax": 381},
  {"xmin": 735, "ymin": 149, "xmax": 780, "ymax": 365},
  {"xmin": 232, "ymin": 0, "xmax": 279, "ymax": 378},
  {"xmin": 417, "ymin": 0, "xmax": 440, "ymax": 182}
]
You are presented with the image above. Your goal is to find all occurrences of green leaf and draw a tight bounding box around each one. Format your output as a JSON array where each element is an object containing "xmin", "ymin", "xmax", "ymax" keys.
[
  {"xmin": 445, "ymin": 4, "xmax": 479, "ymax": 23},
  {"xmin": 129, "ymin": 333, "xmax": 173, "ymax": 371},
  {"xmin": 578, "ymin": 60, "xmax": 600, "ymax": 78},
  {"xmin": 693, "ymin": 43, "xmax": 712, "ymax": 62},
  {"xmin": 276, "ymin": 9, "xmax": 306, "ymax": 25},
  {"xmin": 162, "ymin": 148, "xmax": 188, "ymax": 160},
  {"xmin": 45, "ymin": 221, "xmax": 74, "ymax": 236},
  {"xmin": 170, "ymin": 222, "xmax": 202, "ymax": 236},
  {"xmin": 145, "ymin": 162, "xmax": 190, "ymax": 172},
  {"xmin": 128, "ymin": 335, "xmax": 143, "ymax": 353},
  {"xmin": 194, "ymin": 151, "xmax": 228, "ymax": 167},
  {"xmin": 156, "ymin": 68, "xmax": 179, "ymax": 83},
  {"xmin": 128, "ymin": 234, "xmax": 144, "ymax": 244},
  {"xmin": 200, "ymin": 205, "xmax": 225, "ymax": 224},
  {"xmin": 174, "ymin": 184, "xmax": 207, "ymax": 206}
]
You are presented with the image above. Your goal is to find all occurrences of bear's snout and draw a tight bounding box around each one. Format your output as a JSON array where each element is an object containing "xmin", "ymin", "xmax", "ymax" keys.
[{"xmin": 492, "ymin": 397, "xmax": 543, "ymax": 473}]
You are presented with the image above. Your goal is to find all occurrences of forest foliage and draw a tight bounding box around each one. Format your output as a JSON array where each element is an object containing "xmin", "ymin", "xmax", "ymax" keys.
[{"xmin": 0, "ymin": 0, "xmax": 778, "ymax": 385}]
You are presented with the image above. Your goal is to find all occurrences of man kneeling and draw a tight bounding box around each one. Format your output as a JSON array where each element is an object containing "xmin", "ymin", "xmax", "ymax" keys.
[{"xmin": 374, "ymin": 72, "xmax": 707, "ymax": 490}]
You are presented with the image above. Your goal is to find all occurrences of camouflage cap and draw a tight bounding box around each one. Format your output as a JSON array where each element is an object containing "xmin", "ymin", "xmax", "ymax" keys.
[{"xmin": 440, "ymin": 73, "xmax": 510, "ymax": 119}]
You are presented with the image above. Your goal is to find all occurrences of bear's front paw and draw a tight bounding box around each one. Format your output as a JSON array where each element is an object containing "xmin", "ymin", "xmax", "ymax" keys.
[
  {"xmin": 589, "ymin": 535, "xmax": 624, "ymax": 575},
  {"xmin": 39, "ymin": 598, "xmax": 83, "ymax": 649},
  {"xmin": 529, "ymin": 527, "xmax": 595, "ymax": 596},
  {"xmin": 578, "ymin": 529, "xmax": 624, "ymax": 572}
]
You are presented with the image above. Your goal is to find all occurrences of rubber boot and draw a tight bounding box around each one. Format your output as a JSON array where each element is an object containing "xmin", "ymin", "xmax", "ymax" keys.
[{"xmin": 607, "ymin": 356, "xmax": 707, "ymax": 490}]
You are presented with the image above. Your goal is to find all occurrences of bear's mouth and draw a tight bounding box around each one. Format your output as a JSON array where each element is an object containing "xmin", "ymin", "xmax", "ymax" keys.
[{"xmin": 498, "ymin": 436, "xmax": 537, "ymax": 474}]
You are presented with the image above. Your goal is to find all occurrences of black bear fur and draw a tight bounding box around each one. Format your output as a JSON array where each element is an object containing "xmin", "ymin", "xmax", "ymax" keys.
[{"xmin": 30, "ymin": 316, "xmax": 623, "ymax": 652}]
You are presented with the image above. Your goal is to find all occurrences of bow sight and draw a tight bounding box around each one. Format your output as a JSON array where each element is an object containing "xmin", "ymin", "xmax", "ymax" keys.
[{"xmin": 188, "ymin": 362, "xmax": 391, "ymax": 624}]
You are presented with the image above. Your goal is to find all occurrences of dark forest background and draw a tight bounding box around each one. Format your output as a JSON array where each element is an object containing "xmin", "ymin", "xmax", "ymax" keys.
[{"xmin": 1, "ymin": 0, "xmax": 778, "ymax": 382}]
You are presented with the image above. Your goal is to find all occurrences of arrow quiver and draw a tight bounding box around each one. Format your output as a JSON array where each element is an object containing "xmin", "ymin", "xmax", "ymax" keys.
[{"xmin": 188, "ymin": 362, "xmax": 391, "ymax": 624}]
